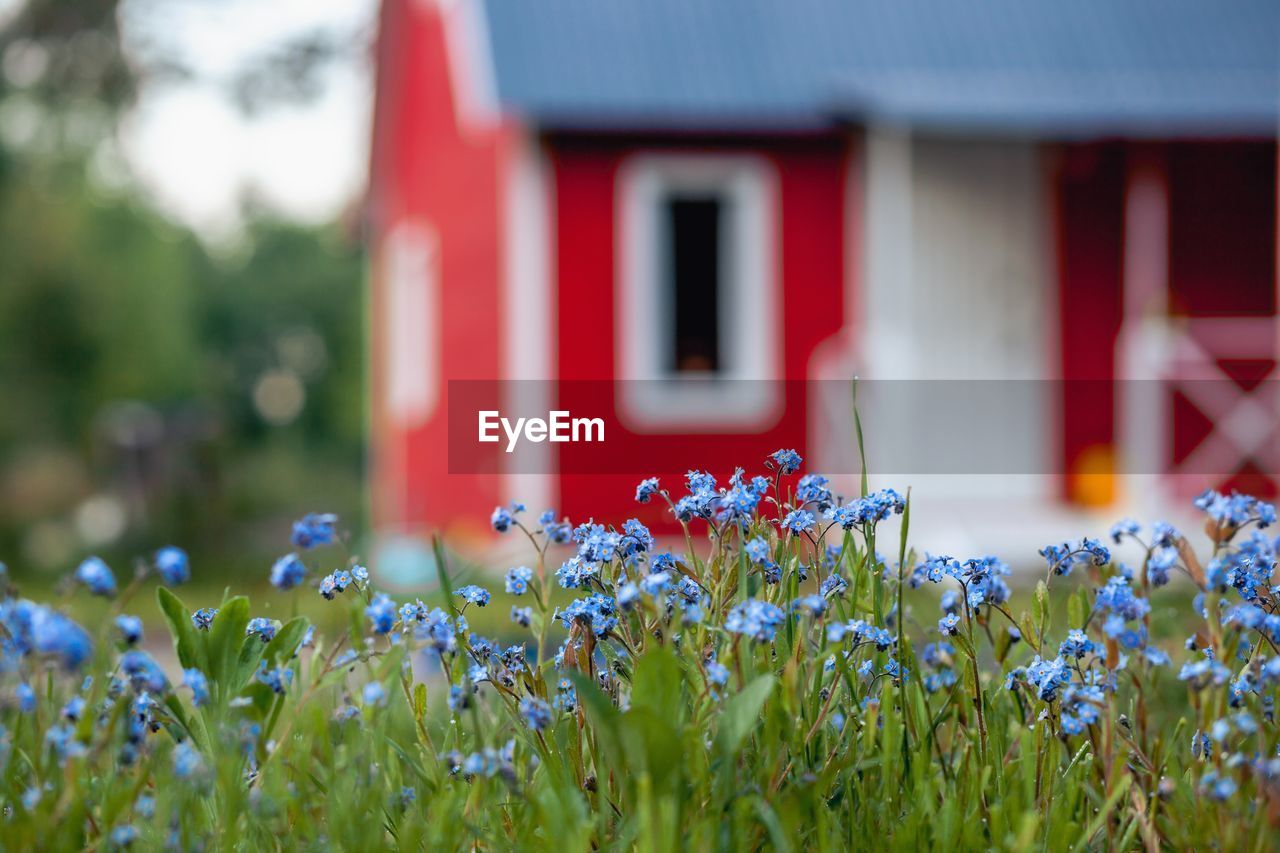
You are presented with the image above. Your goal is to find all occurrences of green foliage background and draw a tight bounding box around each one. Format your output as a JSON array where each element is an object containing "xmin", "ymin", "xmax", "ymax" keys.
[{"xmin": 0, "ymin": 1, "xmax": 367, "ymax": 581}]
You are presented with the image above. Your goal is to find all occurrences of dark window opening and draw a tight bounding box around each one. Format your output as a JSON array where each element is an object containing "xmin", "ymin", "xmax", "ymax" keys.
[{"xmin": 665, "ymin": 195, "xmax": 723, "ymax": 373}]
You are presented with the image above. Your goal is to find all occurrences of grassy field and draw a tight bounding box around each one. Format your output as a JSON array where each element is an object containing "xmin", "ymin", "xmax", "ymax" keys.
[{"xmin": 1, "ymin": 453, "xmax": 1277, "ymax": 850}]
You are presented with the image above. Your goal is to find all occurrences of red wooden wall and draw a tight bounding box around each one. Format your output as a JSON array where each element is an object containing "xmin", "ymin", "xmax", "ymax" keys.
[
  {"xmin": 547, "ymin": 135, "xmax": 852, "ymax": 527},
  {"xmin": 1054, "ymin": 143, "xmax": 1127, "ymax": 505},
  {"xmin": 1166, "ymin": 141, "xmax": 1277, "ymax": 496},
  {"xmin": 369, "ymin": 0, "xmax": 512, "ymax": 545},
  {"xmin": 1054, "ymin": 140, "xmax": 1278, "ymax": 503}
]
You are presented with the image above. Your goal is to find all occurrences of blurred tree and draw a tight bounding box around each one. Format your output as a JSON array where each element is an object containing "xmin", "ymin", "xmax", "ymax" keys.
[
  {"xmin": 0, "ymin": 0, "xmax": 368, "ymax": 578},
  {"xmin": 0, "ymin": 164, "xmax": 365, "ymax": 575},
  {"xmin": 0, "ymin": 0, "xmax": 353, "ymax": 117},
  {"xmin": 0, "ymin": 0, "xmax": 136, "ymax": 109}
]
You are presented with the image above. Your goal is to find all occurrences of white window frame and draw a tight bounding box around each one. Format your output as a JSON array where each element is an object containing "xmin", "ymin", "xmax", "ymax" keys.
[
  {"xmin": 383, "ymin": 220, "xmax": 439, "ymax": 428},
  {"xmin": 616, "ymin": 153, "xmax": 782, "ymax": 431}
]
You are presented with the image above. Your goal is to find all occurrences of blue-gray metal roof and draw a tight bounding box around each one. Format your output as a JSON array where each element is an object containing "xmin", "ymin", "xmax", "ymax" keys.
[{"xmin": 480, "ymin": 0, "xmax": 1280, "ymax": 136}]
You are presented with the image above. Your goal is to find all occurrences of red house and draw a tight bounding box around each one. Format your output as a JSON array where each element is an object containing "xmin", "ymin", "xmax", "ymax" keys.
[{"xmin": 367, "ymin": 0, "xmax": 1280, "ymax": 563}]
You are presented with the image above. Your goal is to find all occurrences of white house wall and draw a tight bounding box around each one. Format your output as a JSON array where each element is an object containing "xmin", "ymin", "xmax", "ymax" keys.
[
  {"xmin": 501, "ymin": 130, "xmax": 555, "ymax": 514},
  {"xmin": 907, "ymin": 137, "xmax": 1051, "ymax": 383},
  {"xmin": 853, "ymin": 129, "xmax": 1071, "ymax": 559}
]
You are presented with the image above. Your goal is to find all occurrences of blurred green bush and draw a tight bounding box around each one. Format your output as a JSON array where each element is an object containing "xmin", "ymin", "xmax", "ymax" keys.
[{"xmin": 0, "ymin": 153, "xmax": 365, "ymax": 579}]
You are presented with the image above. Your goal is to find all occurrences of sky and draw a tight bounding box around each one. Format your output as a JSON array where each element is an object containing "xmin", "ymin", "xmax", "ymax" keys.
[{"xmin": 117, "ymin": 0, "xmax": 378, "ymax": 236}]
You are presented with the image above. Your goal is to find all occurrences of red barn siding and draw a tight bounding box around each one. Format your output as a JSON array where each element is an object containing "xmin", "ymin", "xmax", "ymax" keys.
[
  {"xmin": 369, "ymin": 0, "xmax": 513, "ymax": 543},
  {"xmin": 1167, "ymin": 142, "xmax": 1276, "ymax": 319},
  {"xmin": 1054, "ymin": 140, "xmax": 1279, "ymax": 503},
  {"xmin": 1053, "ymin": 143, "xmax": 1127, "ymax": 504},
  {"xmin": 548, "ymin": 135, "xmax": 852, "ymax": 526},
  {"xmin": 1166, "ymin": 141, "xmax": 1277, "ymax": 497}
]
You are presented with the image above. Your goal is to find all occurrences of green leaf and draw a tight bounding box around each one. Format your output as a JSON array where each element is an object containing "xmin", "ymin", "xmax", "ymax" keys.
[
  {"xmin": 385, "ymin": 734, "xmax": 431, "ymax": 786},
  {"xmin": 207, "ymin": 596, "xmax": 250, "ymax": 690},
  {"xmin": 897, "ymin": 489, "xmax": 912, "ymax": 574},
  {"xmin": 1018, "ymin": 611, "xmax": 1038, "ymax": 650},
  {"xmin": 156, "ymin": 587, "xmax": 200, "ymax": 671},
  {"xmin": 598, "ymin": 639, "xmax": 630, "ymax": 683},
  {"xmin": 1067, "ymin": 586, "xmax": 1083, "ymax": 629},
  {"xmin": 753, "ymin": 796, "xmax": 793, "ymax": 853},
  {"xmin": 567, "ymin": 671, "xmax": 624, "ymax": 773},
  {"xmin": 1035, "ymin": 580, "xmax": 1050, "ymax": 639},
  {"xmin": 568, "ymin": 672, "xmax": 620, "ymax": 731},
  {"xmin": 962, "ymin": 661, "xmax": 978, "ymax": 696},
  {"xmin": 994, "ymin": 626, "xmax": 1015, "ymax": 663},
  {"xmin": 714, "ymin": 674, "xmax": 776, "ymax": 759},
  {"xmin": 853, "ymin": 378, "xmax": 869, "ymax": 498},
  {"xmin": 1075, "ymin": 774, "xmax": 1132, "ymax": 848},
  {"xmin": 530, "ymin": 759, "xmax": 593, "ymax": 852},
  {"xmin": 347, "ymin": 601, "xmax": 366, "ymax": 646},
  {"xmin": 631, "ymin": 644, "xmax": 683, "ymax": 729},
  {"xmin": 619, "ymin": 708, "xmax": 682, "ymax": 793},
  {"xmin": 262, "ymin": 616, "xmax": 310, "ymax": 667},
  {"xmin": 412, "ymin": 683, "xmax": 427, "ymax": 722},
  {"xmin": 162, "ymin": 693, "xmax": 201, "ymax": 748},
  {"xmin": 232, "ymin": 636, "xmax": 265, "ymax": 694},
  {"xmin": 432, "ymin": 536, "xmax": 455, "ymax": 614}
]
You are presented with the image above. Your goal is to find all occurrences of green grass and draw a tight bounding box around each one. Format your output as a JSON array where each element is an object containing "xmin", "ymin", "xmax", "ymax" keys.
[{"xmin": 0, "ymin": 475, "xmax": 1277, "ymax": 850}]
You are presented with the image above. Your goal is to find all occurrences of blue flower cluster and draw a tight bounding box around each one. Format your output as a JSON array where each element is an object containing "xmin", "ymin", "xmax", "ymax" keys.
[
  {"xmin": 635, "ymin": 477, "xmax": 661, "ymax": 504},
  {"xmin": 182, "ymin": 668, "xmax": 209, "ymax": 706},
  {"xmin": 74, "ymin": 557, "xmax": 116, "ymax": 597},
  {"xmin": 1038, "ymin": 538, "xmax": 1110, "ymax": 576},
  {"xmin": 781, "ymin": 509, "xmax": 816, "ymax": 535},
  {"xmin": 826, "ymin": 618, "xmax": 895, "ymax": 650},
  {"xmin": 192, "ymin": 607, "xmax": 217, "ymax": 631},
  {"xmin": 270, "ymin": 553, "xmax": 307, "ymax": 590},
  {"xmin": 519, "ymin": 696, "xmax": 552, "ymax": 731},
  {"xmin": 505, "ymin": 566, "xmax": 533, "ymax": 595},
  {"xmin": 918, "ymin": 642, "xmax": 958, "ymax": 694},
  {"xmin": 1110, "ymin": 519, "xmax": 1182, "ymax": 586},
  {"xmin": 491, "ymin": 504, "xmax": 517, "ymax": 532},
  {"xmin": 1058, "ymin": 629, "xmax": 1095, "ymax": 659},
  {"xmin": 826, "ymin": 489, "xmax": 906, "ymax": 530},
  {"xmin": 796, "ymin": 474, "xmax": 833, "ymax": 511},
  {"xmin": 154, "ymin": 546, "xmax": 190, "ymax": 586},
  {"xmin": 17, "ymin": 450, "xmax": 1280, "ymax": 835},
  {"xmin": 121, "ymin": 650, "xmax": 168, "ymax": 694},
  {"xmin": 442, "ymin": 740, "xmax": 518, "ymax": 783},
  {"xmin": 1194, "ymin": 489, "xmax": 1276, "ymax": 530},
  {"xmin": 456, "ymin": 585, "xmax": 491, "ymax": 607},
  {"xmin": 557, "ymin": 593, "xmax": 618, "ymax": 637},
  {"xmin": 916, "ymin": 554, "xmax": 1011, "ymax": 609},
  {"xmin": 366, "ymin": 594, "xmax": 398, "ymax": 635},
  {"xmin": 246, "ymin": 618, "xmax": 277, "ymax": 643},
  {"xmin": 1094, "ymin": 575, "xmax": 1150, "ymax": 649},
  {"xmin": 115, "ymin": 615, "xmax": 143, "ymax": 646},
  {"xmin": 291, "ymin": 512, "xmax": 338, "ymax": 549},
  {"xmin": 0, "ymin": 598, "xmax": 93, "ymax": 670},
  {"xmin": 725, "ymin": 599, "xmax": 786, "ymax": 643},
  {"xmin": 320, "ymin": 570, "xmax": 351, "ymax": 600},
  {"xmin": 770, "ymin": 448, "xmax": 803, "ymax": 475}
]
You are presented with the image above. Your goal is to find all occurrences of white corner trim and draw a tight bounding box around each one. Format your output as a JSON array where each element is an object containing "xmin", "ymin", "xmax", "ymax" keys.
[
  {"xmin": 504, "ymin": 135, "xmax": 553, "ymax": 383},
  {"xmin": 503, "ymin": 132, "xmax": 554, "ymax": 510},
  {"xmin": 615, "ymin": 152, "xmax": 783, "ymax": 432},
  {"xmin": 860, "ymin": 124, "xmax": 914, "ymax": 380},
  {"xmin": 1121, "ymin": 158, "xmax": 1169, "ymax": 322},
  {"xmin": 438, "ymin": 0, "xmax": 500, "ymax": 132},
  {"xmin": 842, "ymin": 138, "xmax": 861, "ymax": 337},
  {"xmin": 383, "ymin": 221, "xmax": 440, "ymax": 429},
  {"xmin": 1116, "ymin": 154, "xmax": 1170, "ymax": 517}
]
